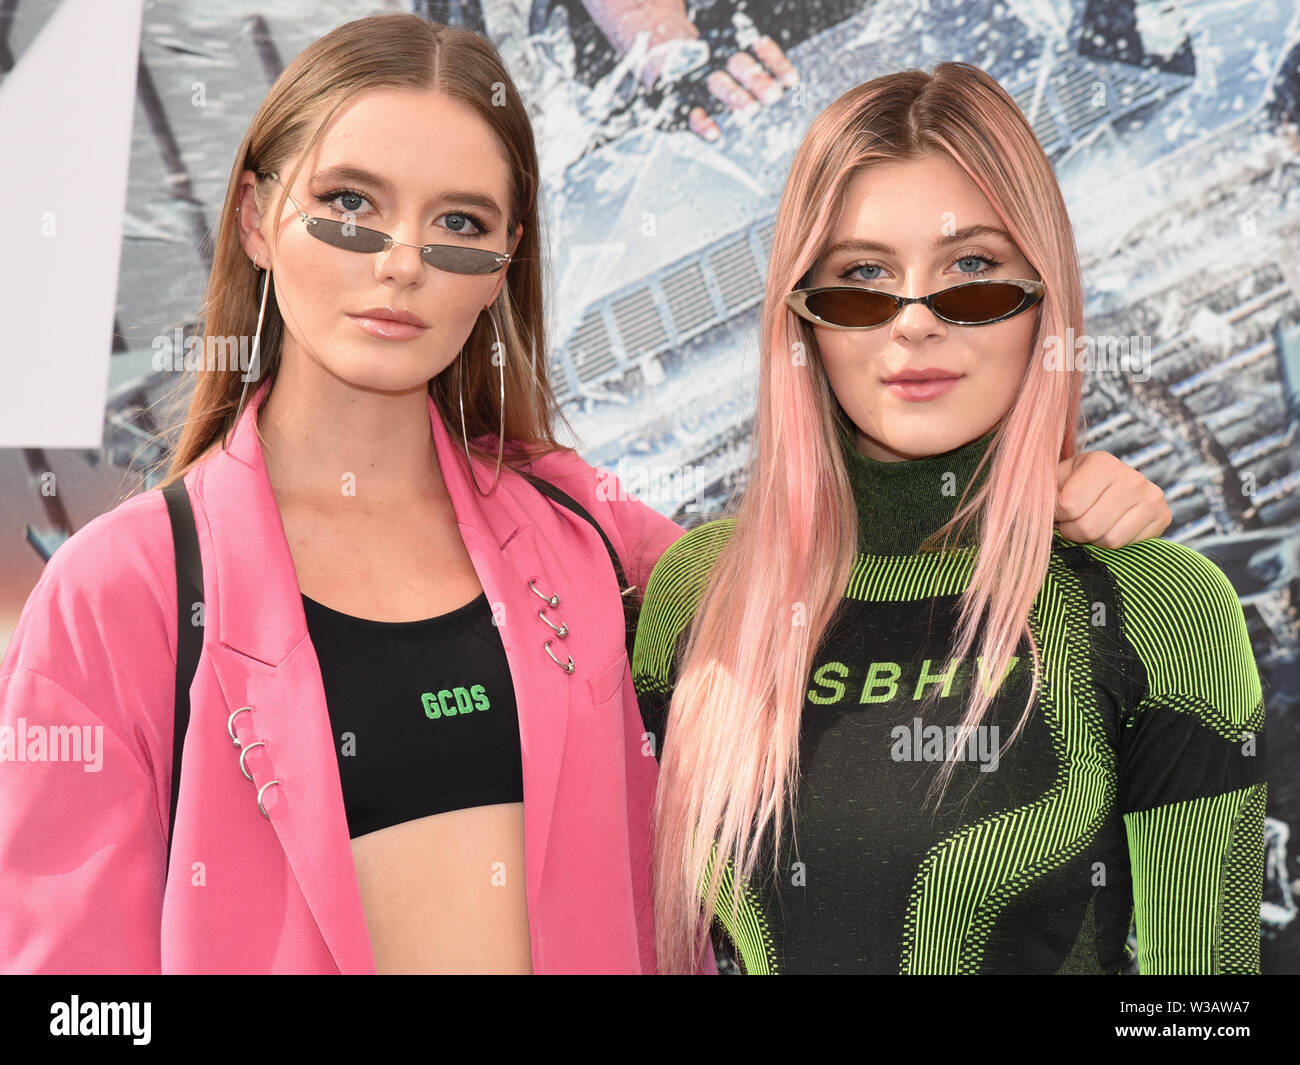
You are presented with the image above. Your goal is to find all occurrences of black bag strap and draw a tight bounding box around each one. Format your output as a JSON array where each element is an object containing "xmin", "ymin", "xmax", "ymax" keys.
[
  {"xmin": 515, "ymin": 470, "xmax": 639, "ymax": 664},
  {"xmin": 162, "ymin": 478, "xmax": 204, "ymax": 874}
]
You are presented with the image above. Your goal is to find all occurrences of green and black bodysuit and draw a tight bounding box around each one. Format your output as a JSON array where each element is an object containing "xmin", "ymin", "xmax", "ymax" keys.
[{"xmin": 632, "ymin": 427, "xmax": 1266, "ymax": 974}]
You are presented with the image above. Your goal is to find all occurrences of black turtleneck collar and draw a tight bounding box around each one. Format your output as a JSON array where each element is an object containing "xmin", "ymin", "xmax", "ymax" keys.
[{"xmin": 833, "ymin": 415, "xmax": 996, "ymax": 556}]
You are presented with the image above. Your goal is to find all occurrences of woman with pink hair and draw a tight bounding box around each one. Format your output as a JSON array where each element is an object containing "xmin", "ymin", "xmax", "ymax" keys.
[{"xmin": 633, "ymin": 62, "xmax": 1266, "ymax": 975}]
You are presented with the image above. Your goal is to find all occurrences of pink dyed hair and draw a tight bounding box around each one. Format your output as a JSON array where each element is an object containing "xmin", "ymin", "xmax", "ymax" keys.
[{"xmin": 652, "ymin": 61, "xmax": 1087, "ymax": 974}]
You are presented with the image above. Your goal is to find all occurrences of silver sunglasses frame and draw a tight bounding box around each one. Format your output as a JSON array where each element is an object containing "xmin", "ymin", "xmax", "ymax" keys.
[
  {"xmin": 263, "ymin": 171, "xmax": 511, "ymax": 275},
  {"xmin": 784, "ymin": 278, "xmax": 1045, "ymax": 329}
]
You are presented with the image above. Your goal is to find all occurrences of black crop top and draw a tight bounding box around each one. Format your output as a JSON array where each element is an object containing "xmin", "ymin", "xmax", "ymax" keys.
[{"xmin": 302, "ymin": 589, "xmax": 524, "ymax": 839}]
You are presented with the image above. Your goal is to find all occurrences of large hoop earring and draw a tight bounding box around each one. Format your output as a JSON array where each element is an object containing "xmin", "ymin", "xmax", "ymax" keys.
[
  {"xmin": 457, "ymin": 307, "xmax": 506, "ymax": 496},
  {"xmin": 222, "ymin": 256, "xmax": 270, "ymax": 452}
]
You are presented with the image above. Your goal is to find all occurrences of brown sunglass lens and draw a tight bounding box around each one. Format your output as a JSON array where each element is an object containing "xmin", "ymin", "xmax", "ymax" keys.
[
  {"xmin": 931, "ymin": 283, "xmax": 1026, "ymax": 323},
  {"xmin": 805, "ymin": 288, "xmax": 898, "ymax": 327}
]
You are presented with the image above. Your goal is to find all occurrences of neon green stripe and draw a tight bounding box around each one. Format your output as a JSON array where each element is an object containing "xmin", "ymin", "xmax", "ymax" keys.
[
  {"xmin": 707, "ymin": 852, "xmax": 779, "ymax": 975},
  {"xmin": 1081, "ymin": 539, "xmax": 1262, "ymax": 738},
  {"xmin": 900, "ymin": 555, "xmax": 1114, "ymax": 973},
  {"xmin": 1123, "ymin": 783, "xmax": 1265, "ymax": 973},
  {"xmin": 632, "ymin": 519, "xmax": 735, "ymax": 694},
  {"xmin": 845, "ymin": 548, "xmax": 976, "ymax": 602}
]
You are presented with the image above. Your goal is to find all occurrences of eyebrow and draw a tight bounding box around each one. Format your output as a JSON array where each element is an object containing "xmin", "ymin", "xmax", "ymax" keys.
[
  {"xmin": 310, "ymin": 163, "xmax": 504, "ymax": 222},
  {"xmin": 821, "ymin": 224, "xmax": 1014, "ymax": 260}
]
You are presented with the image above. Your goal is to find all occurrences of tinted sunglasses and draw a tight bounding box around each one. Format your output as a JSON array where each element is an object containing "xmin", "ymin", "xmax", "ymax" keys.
[
  {"xmin": 264, "ymin": 171, "xmax": 511, "ymax": 275},
  {"xmin": 784, "ymin": 278, "xmax": 1045, "ymax": 329}
]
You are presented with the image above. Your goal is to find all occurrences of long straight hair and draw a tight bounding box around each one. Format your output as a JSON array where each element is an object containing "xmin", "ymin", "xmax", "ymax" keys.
[
  {"xmin": 653, "ymin": 62, "xmax": 1087, "ymax": 973},
  {"xmin": 152, "ymin": 13, "xmax": 571, "ymax": 489}
]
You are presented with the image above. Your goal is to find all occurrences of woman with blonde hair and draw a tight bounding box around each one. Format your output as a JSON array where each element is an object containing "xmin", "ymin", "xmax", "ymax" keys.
[
  {"xmin": 634, "ymin": 62, "xmax": 1266, "ymax": 975},
  {"xmin": 0, "ymin": 12, "xmax": 684, "ymax": 975},
  {"xmin": 0, "ymin": 17, "xmax": 1170, "ymax": 975}
]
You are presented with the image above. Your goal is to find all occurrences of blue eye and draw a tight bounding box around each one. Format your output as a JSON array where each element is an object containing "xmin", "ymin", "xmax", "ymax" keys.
[
  {"xmin": 318, "ymin": 187, "xmax": 372, "ymax": 216},
  {"xmin": 956, "ymin": 255, "xmax": 1000, "ymax": 274},
  {"xmin": 841, "ymin": 262, "xmax": 884, "ymax": 282},
  {"xmin": 837, "ymin": 253, "xmax": 1003, "ymax": 284},
  {"xmin": 438, "ymin": 211, "xmax": 489, "ymax": 239}
]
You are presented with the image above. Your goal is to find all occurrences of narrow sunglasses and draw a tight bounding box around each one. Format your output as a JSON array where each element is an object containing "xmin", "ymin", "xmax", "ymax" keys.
[
  {"xmin": 263, "ymin": 171, "xmax": 511, "ymax": 275},
  {"xmin": 784, "ymin": 278, "xmax": 1044, "ymax": 329}
]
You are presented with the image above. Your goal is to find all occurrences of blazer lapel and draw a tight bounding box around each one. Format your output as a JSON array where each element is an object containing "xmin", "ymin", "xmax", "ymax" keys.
[
  {"xmin": 195, "ymin": 379, "xmax": 573, "ymax": 971},
  {"xmin": 427, "ymin": 401, "xmax": 572, "ymax": 924},
  {"xmin": 197, "ymin": 378, "xmax": 374, "ymax": 974}
]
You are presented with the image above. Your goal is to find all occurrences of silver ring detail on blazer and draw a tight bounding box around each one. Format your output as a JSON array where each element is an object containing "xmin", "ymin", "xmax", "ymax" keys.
[
  {"xmin": 257, "ymin": 779, "xmax": 281, "ymax": 819},
  {"xmin": 239, "ymin": 740, "xmax": 267, "ymax": 782},
  {"xmin": 456, "ymin": 306, "xmax": 505, "ymax": 496},
  {"xmin": 227, "ymin": 706, "xmax": 253, "ymax": 746},
  {"xmin": 527, "ymin": 578, "xmax": 559, "ymax": 607},
  {"xmin": 544, "ymin": 639, "xmax": 575, "ymax": 674},
  {"xmin": 537, "ymin": 608, "xmax": 569, "ymax": 637}
]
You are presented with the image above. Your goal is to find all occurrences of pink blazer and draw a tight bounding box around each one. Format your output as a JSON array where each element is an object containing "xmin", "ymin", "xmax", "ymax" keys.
[{"xmin": 0, "ymin": 378, "xmax": 691, "ymax": 974}]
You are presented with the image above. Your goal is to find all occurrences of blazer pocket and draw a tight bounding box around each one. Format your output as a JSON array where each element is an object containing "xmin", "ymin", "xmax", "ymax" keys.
[{"xmin": 585, "ymin": 649, "xmax": 630, "ymax": 708}]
